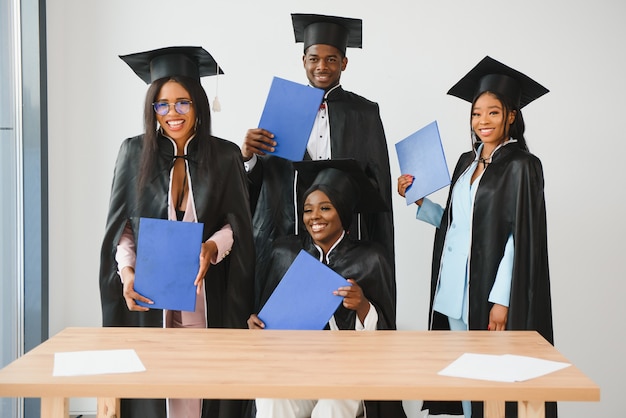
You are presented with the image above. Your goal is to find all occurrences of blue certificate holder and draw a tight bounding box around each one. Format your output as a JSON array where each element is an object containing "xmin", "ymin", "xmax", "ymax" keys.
[
  {"xmin": 395, "ymin": 120, "xmax": 451, "ymax": 204},
  {"xmin": 258, "ymin": 250, "xmax": 349, "ymax": 330},
  {"xmin": 133, "ymin": 217, "xmax": 203, "ymax": 312},
  {"xmin": 258, "ymin": 76, "xmax": 325, "ymax": 161}
]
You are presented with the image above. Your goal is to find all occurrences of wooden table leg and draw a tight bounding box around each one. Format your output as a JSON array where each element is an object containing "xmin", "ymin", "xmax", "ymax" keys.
[
  {"xmin": 97, "ymin": 397, "xmax": 120, "ymax": 418},
  {"xmin": 484, "ymin": 400, "xmax": 505, "ymax": 418},
  {"xmin": 518, "ymin": 400, "xmax": 545, "ymax": 418},
  {"xmin": 41, "ymin": 397, "xmax": 68, "ymax": 418}
]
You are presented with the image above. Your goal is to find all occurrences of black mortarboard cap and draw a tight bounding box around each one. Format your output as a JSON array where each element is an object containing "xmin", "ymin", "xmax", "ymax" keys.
[
  {"xmin": 119, "ymin": 46, "xmax": 224, "ymax": 84},
  {"xmin": 291, "ymin": 13, "xmax": 362, "ymax": 55},
  {"xmin": 294, "ymin": 159, "xmax": 388, "ymax": 213},
  {"xmin": 447, "ymin": 56, "xmax": 549, "ymax": 109}
]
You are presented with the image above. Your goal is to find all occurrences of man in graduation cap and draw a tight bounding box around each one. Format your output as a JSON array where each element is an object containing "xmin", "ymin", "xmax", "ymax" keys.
[
  {"xmin": 399, "ymin": 56, "xmax": 555, "ymax": 418},
  {"xmin": 242, "ymin": 14, "xmax": 396, "ymax": 313}
]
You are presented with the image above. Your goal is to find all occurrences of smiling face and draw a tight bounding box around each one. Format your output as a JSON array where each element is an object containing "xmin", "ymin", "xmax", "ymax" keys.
[
  {"xmin": 303, "ymin": 189, "xmax": 344, "ymax": 254},
  {"xmin": 155, "ymin": 80, "xmax": 196, "ymax": 144},
  {"xmin": 302, "ymin": 44, "xmax": 347, "ymax": 91},
  {"xmin": 471, "ymin": 92, "xmax": 516, "ymax": 147}
]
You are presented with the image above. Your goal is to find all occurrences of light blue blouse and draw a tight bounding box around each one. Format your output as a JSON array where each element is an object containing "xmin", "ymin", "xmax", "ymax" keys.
[{"xmin": 416, "ymin": 150, "xmax": 514, "ymax": 325}]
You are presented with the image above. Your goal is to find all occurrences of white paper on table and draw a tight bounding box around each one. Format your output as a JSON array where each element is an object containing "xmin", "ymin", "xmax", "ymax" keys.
[
  {"xmin": 53, "ymin": 349, "xmax": 146, "ymax": 376},
  {"xmin": 438, "ymin": 353, "xmax": 570, "ymax": 382}
]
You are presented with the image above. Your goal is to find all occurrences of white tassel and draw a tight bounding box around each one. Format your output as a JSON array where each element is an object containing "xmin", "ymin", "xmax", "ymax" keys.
[
  {"xmin": 212, "ymin": 63, "xmax": 221, "ymax": 112},
  {"xmin": 212, "ymin": 96, "xmax": 221, "ymax": 112}
]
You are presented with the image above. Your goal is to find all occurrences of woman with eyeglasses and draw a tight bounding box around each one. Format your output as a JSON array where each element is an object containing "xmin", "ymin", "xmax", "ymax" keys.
[{"xmin": 99, "ymin": 46, "xmax": 254, "ymax": 418}]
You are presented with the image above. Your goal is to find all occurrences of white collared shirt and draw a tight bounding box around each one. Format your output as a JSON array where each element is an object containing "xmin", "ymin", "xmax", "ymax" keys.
[{"xmin": 306, "ymin": 84, "xmax": 341, "ymax": 161}]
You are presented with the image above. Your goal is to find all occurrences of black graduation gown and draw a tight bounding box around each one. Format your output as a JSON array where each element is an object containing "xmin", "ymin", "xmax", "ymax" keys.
[
  {"xmin": 99, "ymin": 132, "xmax": 255, "ymax": 418},
  {"xmin": 249, "ymin": 85, "xmax": 395, "ymax": 311},
  {"xmin": 259, "ymin": 234, "xmax": 407, "ymax": 418},
  {"xmin": 422, "ymin": 143, "xmax": 555, "ymax": 418}
]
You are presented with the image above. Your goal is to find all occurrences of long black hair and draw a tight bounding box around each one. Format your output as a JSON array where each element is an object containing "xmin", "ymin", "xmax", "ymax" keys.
[
  {"xmin": 138, "ymin": 75, "xmax": 213, "ymax": 190},
  {"xmin": 471, "ymin": 90, "xmax": 529, "ymax": 152}
]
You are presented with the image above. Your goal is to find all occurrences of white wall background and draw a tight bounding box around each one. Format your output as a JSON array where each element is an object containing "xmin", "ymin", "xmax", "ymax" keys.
[{"xmin": 46, "ymin": 0, "xmax": 625, "ymax": 416}]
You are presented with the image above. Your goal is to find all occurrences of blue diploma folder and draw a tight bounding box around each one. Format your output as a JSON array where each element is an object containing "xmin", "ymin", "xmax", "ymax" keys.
[
  {"xmin": 258, "ymin": 76, "xmax": 324, "ymax": 161},
  {"xmin": 134, "ymin": 217, "xmax": 203, "ymax": 312},
  {"xmin": 395, "ymin": 120, "xmax": 451, "ymax": 204},
  {"xmin": 258, "ymin": 250, "xmax": 349, "ymax": 330}
]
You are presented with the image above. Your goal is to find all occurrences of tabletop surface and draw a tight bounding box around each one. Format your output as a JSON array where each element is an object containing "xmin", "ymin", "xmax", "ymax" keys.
[{"xmin": 0, "ymin": 327, "xmax": 600, "ymax": 401}]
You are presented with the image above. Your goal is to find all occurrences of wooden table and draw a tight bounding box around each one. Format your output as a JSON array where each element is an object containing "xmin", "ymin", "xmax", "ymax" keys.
[{"xmin": 0, "ymin": 327, "xmax": 599, "ymax": 418}]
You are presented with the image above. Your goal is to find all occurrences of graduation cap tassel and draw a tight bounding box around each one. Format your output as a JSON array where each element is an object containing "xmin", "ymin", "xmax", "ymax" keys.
[{"xmin": 212, "ymin": 64, "xmax": 221, "ymax": 112}]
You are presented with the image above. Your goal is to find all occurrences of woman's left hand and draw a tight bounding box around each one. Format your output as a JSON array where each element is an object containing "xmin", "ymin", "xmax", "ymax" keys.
[
  {"xmin": 488, "ymin": 303, "xmax": 509, "ymax": 331},
  {"xmin": 334, "ymin": 279, "xmax": 370, "ymax": 321},
  {"xmin": 194, "ymin": 240, "xmax": 217, "ymax": 294}
]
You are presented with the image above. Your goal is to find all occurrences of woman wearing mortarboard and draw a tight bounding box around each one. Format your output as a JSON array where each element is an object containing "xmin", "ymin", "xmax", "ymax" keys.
[
  {"xmin": 398, "ymin": 56, "xmax": 555, "ymax": 418},
  {"xmin": 248, "ymin": 160, "xmax": 407, "ymax": 418},
  {"xmin": 99, "ymin": 46, "xmax": 254, "ymax": 418}
]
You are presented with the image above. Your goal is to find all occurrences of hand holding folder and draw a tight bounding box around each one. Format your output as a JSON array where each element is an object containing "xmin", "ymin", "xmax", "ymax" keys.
[
  {"xmin": 257, "ymin": 250, "xmax": 349, "ymax": 330},
  {"xmin": 133, "ymin": 217, "xmax": 204, "ymax": 312},
  {"xmin": 257, "ymin": 76, "xmax": 325, "ymax": 161},
  {"xmin": 395, "ymin": 120, "xmax": 451, "ymax": 204}
]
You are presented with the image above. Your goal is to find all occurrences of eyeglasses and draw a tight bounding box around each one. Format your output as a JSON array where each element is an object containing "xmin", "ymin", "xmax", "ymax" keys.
[{"xmin": 152, "ymin": 100, "xmax": 193, "ymax": 116}]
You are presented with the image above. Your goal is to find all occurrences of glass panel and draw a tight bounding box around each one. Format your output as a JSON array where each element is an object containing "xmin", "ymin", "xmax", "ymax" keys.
[{"xmin": 0, "ymin": 0, "xmax": 22, "ymax": 416}]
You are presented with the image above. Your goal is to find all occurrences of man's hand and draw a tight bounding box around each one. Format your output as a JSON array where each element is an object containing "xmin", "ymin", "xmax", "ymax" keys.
[{"xmin": 242, "ymin": 128, "xmax": 276, "ymax": 161}]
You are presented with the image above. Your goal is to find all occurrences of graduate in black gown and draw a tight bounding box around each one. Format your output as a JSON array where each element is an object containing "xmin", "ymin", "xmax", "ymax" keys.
[
  {"xmin": 398, "ymin": 56, "xmax": 555, "ymax": 418},
  {"xmin": 241, "ymin": 14, "xmax": 395, "ymax": 312},
  {"xmin": 248, "ymin": 160, "xmax": 406, "ymax": 418},
  {"xmin": 99, "ymin": 46, "xmax": 254, "ymax": 418}
]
